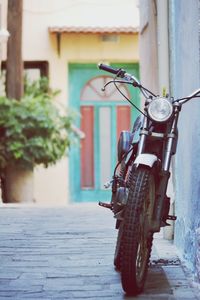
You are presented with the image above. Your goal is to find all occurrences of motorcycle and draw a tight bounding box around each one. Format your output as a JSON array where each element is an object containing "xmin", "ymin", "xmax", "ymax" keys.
[{"xmin": 98, "ymin": 63, "xmax": 200, "ymax": 295}]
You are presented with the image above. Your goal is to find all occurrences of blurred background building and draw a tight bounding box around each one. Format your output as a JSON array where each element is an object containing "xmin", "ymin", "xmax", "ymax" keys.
[{"xmin": 2, "ymin": 0, "xmax": 140, "ymax": 205}]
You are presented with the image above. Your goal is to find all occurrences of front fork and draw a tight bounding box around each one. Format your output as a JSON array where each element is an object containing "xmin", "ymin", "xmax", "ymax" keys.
[
  {"xmin": 100, "ymin": 107, "xmax": 180, "ymax": 232},
  {"xmin": 136, "ymin": 109, "xmax": 179, "ymax": 232},
  {"xmin": 152, "ymin": 108, "xmax": 180, "ymax": 232}
]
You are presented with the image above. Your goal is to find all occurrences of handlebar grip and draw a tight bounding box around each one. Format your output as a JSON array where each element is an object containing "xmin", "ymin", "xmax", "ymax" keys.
[{"xmin": 98, "ymin": 63, "xmax": 126, "ymax": 78}]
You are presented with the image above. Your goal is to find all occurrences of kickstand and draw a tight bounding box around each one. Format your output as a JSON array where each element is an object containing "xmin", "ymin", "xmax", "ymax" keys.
[{"xmin": 98, "ymin": 201, "xmax": 112, "ymax": 209}]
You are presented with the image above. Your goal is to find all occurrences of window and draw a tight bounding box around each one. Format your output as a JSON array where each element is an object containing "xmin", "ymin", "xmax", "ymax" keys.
[
  {"xmin": 81, "ymin": 75, "xmax": 130, "ymax": 101},
  {"xmin": 0, "ymin": 61, "xmax": 49, "ymax": 95}
]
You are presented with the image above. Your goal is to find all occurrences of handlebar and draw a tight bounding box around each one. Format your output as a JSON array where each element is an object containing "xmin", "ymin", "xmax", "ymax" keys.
[
  {"xmin": 98, "ymin": 63, "xmax": 126, "ymax": 78},
  {"xmin": 174, "ymin": 88, "xmax": 200, "ymax": 104},
  {"xmin": 98, "ymin": 63, "xmax": 154, "ymax": 98},
  {"xmin": 186, "ymin": 88, "xmax": 200, "ymax": 100},
  {"xmin": 98, "ymin": 63, "xmax": 140, "ymax": 84},
  {"xmin": 98, "ymin": 63, "xmax": 200, "ymax": 105}
]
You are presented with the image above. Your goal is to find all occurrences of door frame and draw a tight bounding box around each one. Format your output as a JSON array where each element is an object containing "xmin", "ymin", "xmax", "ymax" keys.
[{"xmin": 68, "ymin": 63, "xmax": 140, "ymax": 203}]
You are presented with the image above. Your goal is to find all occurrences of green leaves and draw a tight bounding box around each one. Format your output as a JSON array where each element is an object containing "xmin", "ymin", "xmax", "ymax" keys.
[{"xmin": 0, "ymin": 77, "xmax": 75, "ymax": 169}]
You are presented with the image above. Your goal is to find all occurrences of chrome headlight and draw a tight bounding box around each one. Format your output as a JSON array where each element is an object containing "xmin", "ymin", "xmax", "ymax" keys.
[{"xmin": 148, "ymin": 97, "xmax": 173, "ymax": 123}]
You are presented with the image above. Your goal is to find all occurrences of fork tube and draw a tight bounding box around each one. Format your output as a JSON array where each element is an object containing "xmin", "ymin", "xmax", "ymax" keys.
[
  {"xmin": 152, "ymin": 109, "xmax": 180, "ymax": 232},
  {"xmin": 137, "ymin": 115, "xmax": 148, "ymax": 155},
  {"xmin": 163, "ymin": 110, "xmax": 179, "ymax": 171},
  {"xmin": 163, "ymin": 137, "xmax": 174, "ymax": 172}
]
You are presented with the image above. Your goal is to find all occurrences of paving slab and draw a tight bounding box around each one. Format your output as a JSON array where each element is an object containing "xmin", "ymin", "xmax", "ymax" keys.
[{"xmin": 0, "ymin": 203, "xmax": 199, "ymax": 299}]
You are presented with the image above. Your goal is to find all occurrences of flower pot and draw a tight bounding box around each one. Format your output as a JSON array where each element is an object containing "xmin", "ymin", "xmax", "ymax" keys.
[{"xmin": 2, "ymin": 165, "xmax": 34, "ymax": 203}]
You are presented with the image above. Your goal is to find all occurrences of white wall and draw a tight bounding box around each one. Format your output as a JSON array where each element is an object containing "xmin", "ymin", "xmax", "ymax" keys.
[{"xmin": 0, "ymin": 0, "xmax": 9, "ymax": 62}]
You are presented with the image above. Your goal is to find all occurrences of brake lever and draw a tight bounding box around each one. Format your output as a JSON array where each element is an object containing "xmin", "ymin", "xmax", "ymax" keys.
[{"xmin": 101, "ymin": 79, "xmax": 133, "ymax": 91}]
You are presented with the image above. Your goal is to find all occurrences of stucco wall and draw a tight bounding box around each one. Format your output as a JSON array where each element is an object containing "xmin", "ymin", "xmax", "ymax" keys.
[
  {"xmin": 169, "ymin": 0, "xmax": 200, "ymax": 273},
  {"xmin": 22, "ymin": 0, "xmax": 139, "ymax": 204},
  {"xmin": 139, "ymin": 0, "xmax": 158, "ymax": 97}
]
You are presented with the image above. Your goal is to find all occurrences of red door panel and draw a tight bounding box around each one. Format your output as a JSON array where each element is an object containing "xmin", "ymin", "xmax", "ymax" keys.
[
  {"xmin": 117, "ymin": 106, "xmax": 131, "ymax": 140},
  {"xmin": 80, "ymin": 106, "xmax": 94, "ymax": 189}
]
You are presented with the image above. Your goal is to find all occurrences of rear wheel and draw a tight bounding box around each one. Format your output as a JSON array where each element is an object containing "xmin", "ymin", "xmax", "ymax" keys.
[
  {"xmin": 121, "ymin": 166, "xmax": 155, "ymax": 295},
  {"xmin": 113, "ymin": 160, "xmax": 130, "ymax": 271}
]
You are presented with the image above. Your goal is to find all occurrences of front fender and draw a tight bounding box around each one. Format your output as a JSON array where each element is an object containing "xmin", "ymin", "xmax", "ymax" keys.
[{"xmin": 134, "ymin": 153, "xmax": 158, "ymax": 168}]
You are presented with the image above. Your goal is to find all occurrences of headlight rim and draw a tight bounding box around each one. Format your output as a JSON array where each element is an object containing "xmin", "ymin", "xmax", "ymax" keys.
[{"xmin": 147, "ymin": 97, "xmax": 173, "ymax": 123}]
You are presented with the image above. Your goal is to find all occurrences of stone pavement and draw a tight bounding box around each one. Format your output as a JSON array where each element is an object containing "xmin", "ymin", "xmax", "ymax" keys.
[{"xmin": 0, "ymin": 203, "xmax": 199, "ymax": 300}]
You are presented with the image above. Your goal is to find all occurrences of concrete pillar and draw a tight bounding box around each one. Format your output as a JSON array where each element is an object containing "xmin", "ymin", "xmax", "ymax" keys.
[{"xmin": 157, "ymin": 0, "xmax": 169, "ymax": 94}]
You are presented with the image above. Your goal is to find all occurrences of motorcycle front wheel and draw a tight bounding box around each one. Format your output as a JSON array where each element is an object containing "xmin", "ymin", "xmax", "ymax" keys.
[{"xmin": 121, "ymin": 166, "xmax": 155, "ymax": 295}]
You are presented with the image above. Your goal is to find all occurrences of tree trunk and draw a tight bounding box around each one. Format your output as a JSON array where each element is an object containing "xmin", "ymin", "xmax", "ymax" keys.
[
  {"xmin": 6, "ymin": 0, "xmax": 23, "ymax": 99},
  {"xmin": 1, "ymin": 0, "xmax": 29, "ymax": 204}
]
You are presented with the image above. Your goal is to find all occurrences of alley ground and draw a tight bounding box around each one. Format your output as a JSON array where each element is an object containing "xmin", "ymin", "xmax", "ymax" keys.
[{"xmin": 0, "ymin": 203, "xmax": 199, "ymax": 300}]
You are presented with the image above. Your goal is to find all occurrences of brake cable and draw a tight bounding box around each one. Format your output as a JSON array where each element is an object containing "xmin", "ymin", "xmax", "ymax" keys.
[
  {"xmin": 173, "ymin": 95, "xmax": 200, "ymax": 104},
  {"xmin": 102, "ymin": 72, "xmax": 147, "ymax": 117},
  {"xmin": 113, "ymin": 144, "xmax": 135, "ymax": 177}
]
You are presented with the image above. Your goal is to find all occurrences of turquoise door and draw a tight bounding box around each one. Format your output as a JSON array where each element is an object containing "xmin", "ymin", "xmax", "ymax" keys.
[{"xmin": 69, "ymin": 63, "xmax": 140, "ymax": 202}]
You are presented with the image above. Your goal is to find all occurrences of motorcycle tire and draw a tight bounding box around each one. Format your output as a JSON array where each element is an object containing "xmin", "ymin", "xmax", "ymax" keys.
[
  {"xmin": 113, "ymin": 159, "xmax": 128, "ymax": 271},
  {"xmin": 121, "ymin": 166, "xmax": 155, "ymax": 295},
  {"xmin": 114, "ymin": 220, "xmax": 123, "ymax": 270}
]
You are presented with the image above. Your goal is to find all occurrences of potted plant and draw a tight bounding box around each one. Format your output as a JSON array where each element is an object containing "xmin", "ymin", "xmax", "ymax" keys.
[{"xmin": 0, "ymin": 77, "xmax": 75, "ymax": 203}]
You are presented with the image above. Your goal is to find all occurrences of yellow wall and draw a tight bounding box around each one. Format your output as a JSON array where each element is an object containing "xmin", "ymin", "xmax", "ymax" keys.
[
  {"xmin": 48, "ymin": 32, "xmax": 139, "ymax": 105},
  {"xmin": 33, "ymin": 33, "xmax": 139, "ymax": 206},
  {"xmin": 22, "ymin": 1, "xmax": 139, "ymax": 205}
]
